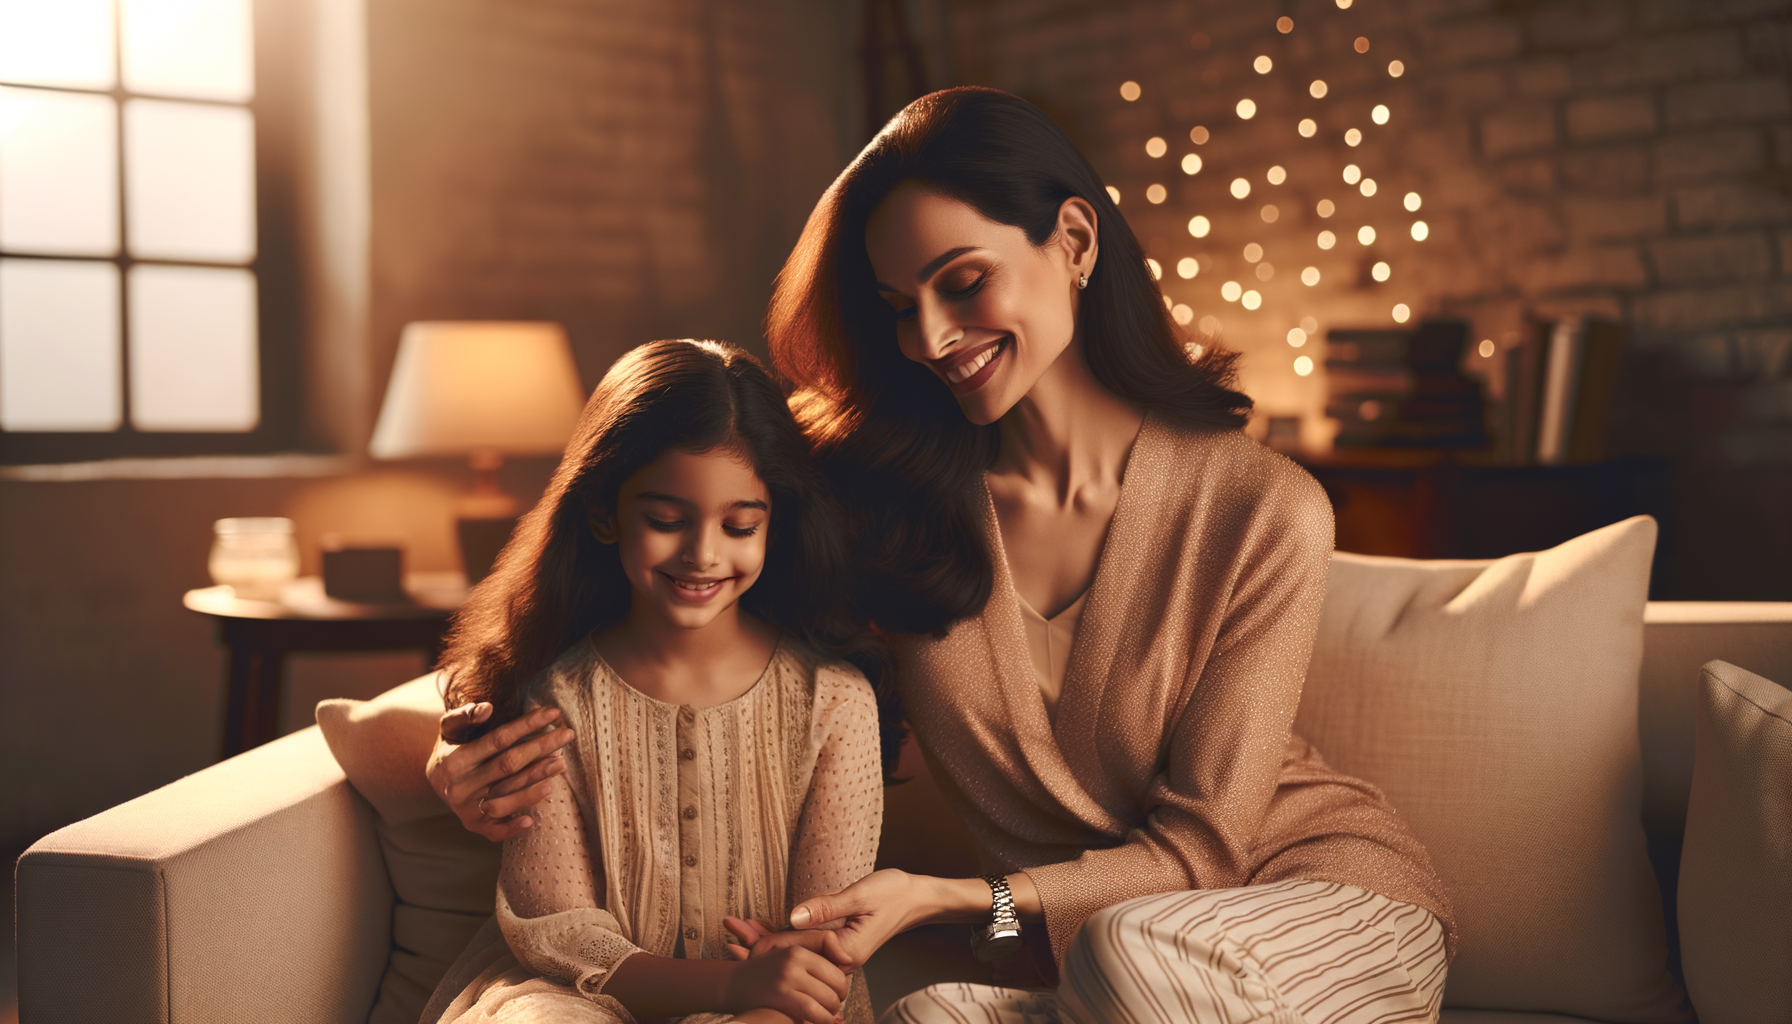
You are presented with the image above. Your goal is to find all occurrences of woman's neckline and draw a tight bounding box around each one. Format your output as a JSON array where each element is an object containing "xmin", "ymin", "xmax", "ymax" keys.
[{"xmin": 584, "ymin": 633, "xmax": 785, "ymax": 712}]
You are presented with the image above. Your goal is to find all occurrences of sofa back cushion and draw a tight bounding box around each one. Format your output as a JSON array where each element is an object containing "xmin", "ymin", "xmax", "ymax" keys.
[
  {"xmin": 1296, "ymin": 516, "xmax": 1689, "ymax": 1023},
  {"xmin": 1677, "ymin": 660, "xmax": 1792, "ymax": 1024},
  {"xmin": 315, "ymin": 675, "xmax": 500, "ymax": 1024}
]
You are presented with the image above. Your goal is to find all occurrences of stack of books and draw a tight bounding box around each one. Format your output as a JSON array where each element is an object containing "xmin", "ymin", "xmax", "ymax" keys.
[
  {"xmin": 1502, "ymin": 317, "xmax": 1623, "ymax": 465},
  {"xmin": 1326, "ymin": 319, "xmax": 1487, "ymax": 449}
]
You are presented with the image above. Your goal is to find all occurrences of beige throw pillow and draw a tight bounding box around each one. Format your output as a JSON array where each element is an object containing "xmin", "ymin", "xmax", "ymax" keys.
[
  {"xmin": 315, "ymin": 674, "xmax": 501, "ymax": 1024},
  {"xmin": 1297, "ymin": 516, "xmax": 1689, "ymax": 1023},
  {"xmin": 1677, "ymin": 660, "xmax": 1792, "ymax": 1024}
]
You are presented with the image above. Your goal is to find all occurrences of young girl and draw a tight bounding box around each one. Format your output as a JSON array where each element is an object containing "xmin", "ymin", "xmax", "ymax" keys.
[{"xmin": 420, "ymin": 339, "xmax": 884, "ymax": 1024}]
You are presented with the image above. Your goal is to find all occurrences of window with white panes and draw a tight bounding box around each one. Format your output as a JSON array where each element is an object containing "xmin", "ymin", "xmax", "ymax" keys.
[{"xmin": 0, "ymin": 0, "xmax": 277, "ymax": 459}]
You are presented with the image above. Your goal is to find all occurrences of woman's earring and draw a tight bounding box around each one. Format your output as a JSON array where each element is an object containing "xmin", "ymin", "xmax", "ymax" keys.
[{"xmin": 1077, "ymin": 273, "xmax": 1090, "ymax": 290}]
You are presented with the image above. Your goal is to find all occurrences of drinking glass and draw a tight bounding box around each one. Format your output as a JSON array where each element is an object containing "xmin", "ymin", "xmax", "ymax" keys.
[{"xmin": 209, "ymin": 517, "xmax": 300, "ymax": 601}]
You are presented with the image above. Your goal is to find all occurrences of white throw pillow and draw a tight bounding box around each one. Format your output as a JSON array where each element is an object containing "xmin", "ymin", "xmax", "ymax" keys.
[{"xmin": 1297, "ymin": 516, "xmax": 1689, "ymax": 1023}]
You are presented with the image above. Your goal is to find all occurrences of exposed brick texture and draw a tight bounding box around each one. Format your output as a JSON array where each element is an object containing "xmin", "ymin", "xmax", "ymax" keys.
[{"xmin": 944, "ymin": 0, "xmax": 1792, "ymax": 595}]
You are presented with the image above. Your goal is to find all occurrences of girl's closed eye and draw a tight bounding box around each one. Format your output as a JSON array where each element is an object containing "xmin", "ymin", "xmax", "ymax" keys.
[{"xmin": 724, "ymin": 519, "xmax": 762, "ymax": 538}]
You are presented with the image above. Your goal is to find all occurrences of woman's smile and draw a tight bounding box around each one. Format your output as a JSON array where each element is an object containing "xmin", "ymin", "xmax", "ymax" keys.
[
  {"xmin": 660, "ymin": 570, "xmax": 732, "ymax": 602},
  {"xmin": 940, "ymin": 337, "xmax": 1009, "ymax": 392}
]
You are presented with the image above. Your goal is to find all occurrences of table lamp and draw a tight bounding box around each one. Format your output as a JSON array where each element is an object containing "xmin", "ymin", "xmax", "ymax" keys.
[{"xmin": 370, "ymin": 321, "xmax": 585, "ymax": 583}]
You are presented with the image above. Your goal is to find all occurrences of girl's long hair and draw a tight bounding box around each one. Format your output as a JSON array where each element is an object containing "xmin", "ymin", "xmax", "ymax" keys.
[
  {"xmin": 439, "ymin": 339, "xmax": 876, "ymax": 737},
  {"xmin": 767, "ymin": 87, "xmax": 1252, "ymax": 637}
]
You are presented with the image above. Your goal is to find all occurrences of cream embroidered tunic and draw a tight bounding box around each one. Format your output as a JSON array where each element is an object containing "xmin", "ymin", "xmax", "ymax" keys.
[
  {"xmin": 894, "ymin": 416, "xmax": 1456, "ymax": 969},
  {"xmin": 424, "ymin": 637, "xmax": 883, "ymax": 1024}
]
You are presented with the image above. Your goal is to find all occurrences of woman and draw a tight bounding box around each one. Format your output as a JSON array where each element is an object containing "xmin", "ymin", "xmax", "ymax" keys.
[{"xmin": 434, "ymin": 88, "xmax": 1453, "ymax": 1024}]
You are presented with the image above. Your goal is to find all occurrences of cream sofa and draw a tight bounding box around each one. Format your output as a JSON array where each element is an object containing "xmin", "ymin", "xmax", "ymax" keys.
[{"xmin": 17, "ymin": 522, "xmax": 1792, "ymax": 1024}]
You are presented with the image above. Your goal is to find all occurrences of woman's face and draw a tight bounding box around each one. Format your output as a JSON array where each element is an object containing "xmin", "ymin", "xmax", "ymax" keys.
[
  {"xmin": 866, "ymin": 183, "xmax": 1098, "ymax": 425},
  {"xmin": 595, "ymin": 448, "xmax": 772, "ymax": 631}
]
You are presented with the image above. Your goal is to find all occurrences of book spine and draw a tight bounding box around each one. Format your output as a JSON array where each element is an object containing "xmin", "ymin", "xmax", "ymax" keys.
[{"xmin": 1536, "ymin": 318, "xmax": 1584, "ymax": 465}]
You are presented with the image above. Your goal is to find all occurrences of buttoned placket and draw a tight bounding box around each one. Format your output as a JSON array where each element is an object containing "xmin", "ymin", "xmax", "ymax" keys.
[{"xmin": 674, "ymin": 704, "xmax": 705, "ymax": 956}]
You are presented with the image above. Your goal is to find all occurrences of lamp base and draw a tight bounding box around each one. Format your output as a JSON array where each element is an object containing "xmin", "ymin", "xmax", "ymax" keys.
[{"xmin": 457, "ymin": 516, "xmax": 518, "ymax": 585}]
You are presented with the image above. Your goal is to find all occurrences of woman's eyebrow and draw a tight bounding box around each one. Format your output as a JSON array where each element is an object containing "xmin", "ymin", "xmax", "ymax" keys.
[
  {"xmin": 635, "ymin": 491, "xmax": 692, "ymax": 506},
  {"xmin": 727, "ymin": 499, "xmax": 770, "ymax": 512},
  {"xmin": 915, "ymin": 245, "xmax": 980, "ymax": 282}
]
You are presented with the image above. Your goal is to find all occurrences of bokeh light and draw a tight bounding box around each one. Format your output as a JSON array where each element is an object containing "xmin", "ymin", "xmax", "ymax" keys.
[
  {"xmin": 1146, "ymin": 258, "xmax": 1163, "ymax": 280},
  {"xmin": 1254, "ymin": 55, "xmax": 1273, "ymax": 74},
  {"xmin": 1236, "ymin": 98, "xmax": 1257, "ymax": 119},
  {"xmin": 1360, "ymin": 399, "xmax": 1382, "ymax": 420},
  {"xmin": 1146, "ymin": 136, "xmax": 1167, "ymax": 158},
  {"xmin": 1267, "ymin": 165, "xmax": 1287, "ymax": 185},
  {"xmin": 1478, "ymin": 339, "xmax": 1496, "ymax": 358},
  {"xmin": 1221, "ymin": 280, "xmax": 1243, "ymax": 301},
  {"xmin": 1287, "ymin": 327, "xmax": 1308, "ymax": 347},
  {"xmin": 1345, "ymin": 128, "xmax": 1363, "ymax": 147},
  {"xmin": 1317, "ymin": 199, "xmax": 1335, "ymax": 217},
  {"xmin": 1343, "ymin": 164, "xmax": 1362, "ymax": 184},
  {"xmin": 1182, "ymin": 153, "xmax": 1203, "ymax": 174},
  {"xmin": 1388, "ymin": 60, "xmax": 1405, "ymax": 77},
  {"xmin": 1404, "ymin": 191, "xmax": 1422, "ymax": 211},
  {"xmin": 1301, "ymin": 266, "xmax": 1321, "ymax": 285},
  {"xmin": 1242, "ymin": 289, "xmax": 1262, "ymax": 310},
  {"xmin": 1188, "ymin": 215, "xmax": 1210, "ymax": 237},
  {"xmin": 1336, "ymin": 0, "xmax": 1353, "ymax": 8},
  {"xmin": 1189, "ymin": 125, "xmax": 1210, "ymax": 144},
  {"xmin": 1301, "ymin": 316, "xmax": 1318, "ymax": 333},
  {"xmin": 1243, "ymin": 242, "xmax": 1264, "ymax": 262},
  {"xmin": 1106, "ymin": 185, "xmax": 1121, "ymax": 204},
  {"xmin": 1317, "ymin": 230, "xmax": 1337, "ymax": 249},
  {"xmin": 1411, "ymin": 220, "xmax": 1430, "ymax": 241},
  {"xmin": 1261, "ymin": 204, "xmax": 1280, "ymax": 222},
  {"xmin": 1360, "ymin": 177, "xmax": 1377, "ymax": 196},
  {"xmin": 1372, "ymin": 261, "xmax": 1391, "ymax": 281},
  {"xmin": 1177, "ymin": 257, "xmax": 1199, "ymax": 279},
  {"xmin": 1358, "ymin": 225, "xmax": 1377, "ymax": 245},
  {"xmin": 1147, "ymin": 183, "xmax": 1168, "ymax": 204},
  {"xmin": 1355, "ymin": 36, "xmax": 1370, "ymax": 53},
  {"xmin": 1309, "ymin": 79, "xmax": 1328, "ymax": 98},
  {"xmin": 1172, "ymin": 303, "xmax": 1195, "ymax": 325},
  {"xmin": 1298, "ymin": 118, "xmax": 1317, "ymax": 137},
  {"xmin": 1294, "ymin": 355, "xmax": 1314, "ymax": 375},
  {"xmin": 1230, "ymin": 177, "xmax": 1252, "ymax": 198},
  {"xmin": 1372, "ymin": 104, "xmax": 1390, "ymax": 125},
  {"xmin": 1392, "ymin": 303, "xmax": 1411, "ymax": 323},
  {"xmin": 1256, "ymin": 262, "xmax": 1275, "ymax": 281},
  {"xmin": 1120, "ymin": 81, "xmax": 1142, "ymax": 101},
  {"xmin": 1277, "ymin": 16, "xmax": 1293, "ymax": 33},
  {"xmin": 1199, "ymin": 315, "xmax": 1221, "ymax": 335}
]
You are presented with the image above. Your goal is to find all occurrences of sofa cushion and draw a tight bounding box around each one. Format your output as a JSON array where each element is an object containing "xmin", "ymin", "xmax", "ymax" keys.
[
  {"xmin": 1677, "ymin": 660, "xmax": 1792, "ymax": 1024},
  {"xmin": 316, "ymin": 674, "xmax": 500, "ymax": 1024},
  {"xmin": 1296, "ymin": 516, "xmax": 1689, "ymax": 1023}
]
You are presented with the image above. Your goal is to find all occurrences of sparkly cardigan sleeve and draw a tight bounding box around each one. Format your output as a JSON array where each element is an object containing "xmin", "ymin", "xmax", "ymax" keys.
[
  {"xmin": 786, "ymin": 665, "xmax": 885, "ymax": 908},
  {"xmin": 1021, "ymin": 468, "xmax": 1335, "ymax": 960},
  {"xmin": 496, "ymin": 773, "xmax": 644, "ymax": 1010}
]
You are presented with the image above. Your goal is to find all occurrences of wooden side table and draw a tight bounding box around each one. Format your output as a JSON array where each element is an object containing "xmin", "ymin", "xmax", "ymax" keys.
[{"xmin": 184, "ymin": 572, "xmax": 469, "ymax": 758}]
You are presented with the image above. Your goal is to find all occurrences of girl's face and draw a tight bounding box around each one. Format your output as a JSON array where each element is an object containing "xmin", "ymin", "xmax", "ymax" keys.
[
  {"xmin": 865, "ymin": 182, "xmax": 1098, "ymax": 425},
  {"xmin": 597, "ymin": 447, "xmax": 772, "ymax": 631}
]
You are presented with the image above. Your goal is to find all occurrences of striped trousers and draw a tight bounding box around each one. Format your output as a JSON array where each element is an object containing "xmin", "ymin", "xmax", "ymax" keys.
[{"xmin": 880, "ymin": 880, "xmax": 1447, "ymax": 1024}]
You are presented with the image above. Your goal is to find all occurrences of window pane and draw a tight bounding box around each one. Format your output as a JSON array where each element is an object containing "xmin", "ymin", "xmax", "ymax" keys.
[
  {"xmin": 0, "ymin": 87, "xmax": 119, "ymax": 255},
  {"xmin": 0, "ymin": 258, "xmax": 121, "ymax": 431},
  {"xmin": 120, "ymin": 0, "xmax": 252, "ymax": 102},
  {"xmin": 124, "ymin": 99, "xmax": 255, "ymax": 263},
  {"xmin": 128, "ymin": 264, "xmax": 258, "ymax": 431},
  {"xmin": 0, "ymin": 0, "xmax": 116, "ymax": 91}
]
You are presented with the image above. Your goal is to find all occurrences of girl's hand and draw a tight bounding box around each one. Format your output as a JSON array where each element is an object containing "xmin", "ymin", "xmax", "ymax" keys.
[
  {"xmin": 722, "ymin": 946, "xmax": 849, "ymax": 1024},
  {"xmin": 784, "ymin": 869, "xmax": 940, "ymax": 970},
  {"xmin": 722, "ymin": 917, "xmax": 851, "ymax": 967},
  {"xmin": 425, "ymin": 703, "xmax": 576, "ymax": 841}
]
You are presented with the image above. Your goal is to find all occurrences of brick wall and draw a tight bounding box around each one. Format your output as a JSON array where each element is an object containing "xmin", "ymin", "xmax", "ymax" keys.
[{"xmin": 947, "ymin": 0, "xmax": 1792, "ymax": 597}]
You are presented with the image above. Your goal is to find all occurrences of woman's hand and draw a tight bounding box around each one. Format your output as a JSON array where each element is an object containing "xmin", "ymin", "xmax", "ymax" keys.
[
  {"xmin": 780, "ymin": 869, "xmax": 946, "ymax": 970},
  {"xmin": 721, "ymin": 945, "xmax": 849, "ymax": 1024},
  {"xmin": 425, "ymin": 703, "xmax": 576, "ymax": 841}
]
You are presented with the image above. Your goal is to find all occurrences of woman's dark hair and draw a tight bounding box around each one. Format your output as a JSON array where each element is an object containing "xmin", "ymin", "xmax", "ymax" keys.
[
  {"xmin": 767, "ymin": 86, "xmax": 1252, "ymax": 637},
  {"xmin": 439, "ymin": 339, "xmax": 877, "ymax": 741}
]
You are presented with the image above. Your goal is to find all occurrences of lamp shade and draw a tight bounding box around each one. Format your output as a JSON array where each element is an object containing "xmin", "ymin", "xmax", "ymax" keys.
[{"xmin": 370, "ymin": 321, "xmax": 585, "ymax": 459}]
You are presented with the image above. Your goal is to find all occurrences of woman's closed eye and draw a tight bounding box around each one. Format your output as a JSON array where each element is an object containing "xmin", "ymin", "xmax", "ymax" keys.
[{"xmin": 645, "ymin": 516, "xmax": 684, "ymax": 533}]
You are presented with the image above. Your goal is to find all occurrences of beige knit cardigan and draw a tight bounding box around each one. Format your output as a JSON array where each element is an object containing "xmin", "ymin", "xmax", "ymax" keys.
[{"xmin": 892, "ymin": 416, "xmax": 1456, "ymax": 968}]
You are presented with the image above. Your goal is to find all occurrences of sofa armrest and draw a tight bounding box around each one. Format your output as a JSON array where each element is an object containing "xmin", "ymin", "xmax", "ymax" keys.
[{"xmin": 16, "ymin": 725, "xmax": 393, "ymax": 1024}]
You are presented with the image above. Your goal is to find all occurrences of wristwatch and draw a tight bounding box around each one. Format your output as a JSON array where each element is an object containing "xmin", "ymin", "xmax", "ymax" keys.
[{"xmin": 970, "ymin": 874, "xmax": 1024, "ymax": 962}]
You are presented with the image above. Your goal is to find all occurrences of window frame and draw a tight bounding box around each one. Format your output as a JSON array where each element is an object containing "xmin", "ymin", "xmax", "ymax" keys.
[{"xmin": 0, "ymin": 0, "xmax": 303, "ymax": 465}]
